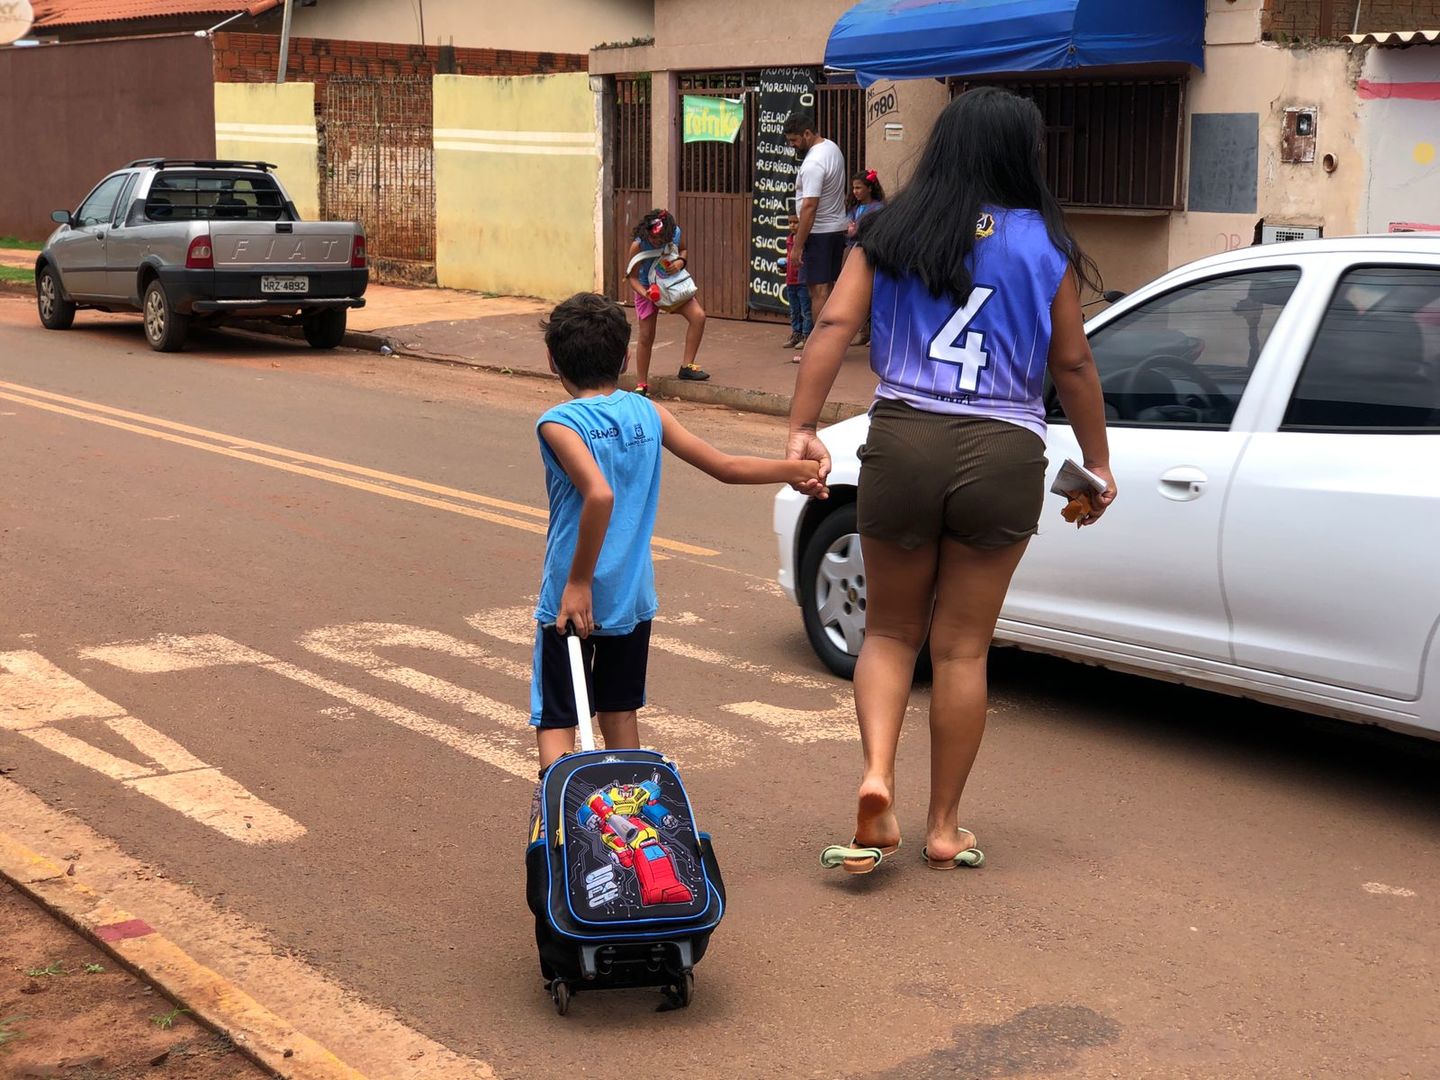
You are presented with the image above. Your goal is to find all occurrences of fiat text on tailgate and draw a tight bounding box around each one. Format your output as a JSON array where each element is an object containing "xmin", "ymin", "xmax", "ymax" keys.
[{"xmin": 34, "ymin": 159, "xmax": 368, "ymax": 352}]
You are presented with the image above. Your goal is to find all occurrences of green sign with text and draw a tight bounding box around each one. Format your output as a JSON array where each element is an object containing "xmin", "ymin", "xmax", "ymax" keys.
[{"xmin": 682, "ymin": 96, "xmax": 744, "ymax": 144}]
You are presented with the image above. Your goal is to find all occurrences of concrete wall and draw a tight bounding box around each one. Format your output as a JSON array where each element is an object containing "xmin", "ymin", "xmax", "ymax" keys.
[
  {"xmin": 862, "ymin": 78, "xmax": 949, "ymax": 190},
  {"xmin": 433, "ymin": 73, "xmax": 601, "ymax": 299},
  {"xmin": 1169, "ymin": 40, "xmax": 1366, "ymax": 270},
  {"xmin": 1067, "ymin": 214, "xmax": 1173, "ymax": 298},
  {"xmin": 1359, "ymin": 46, "xmax": 1440, "ymax": 232},
  {"xmin": 0, "ymin": 35, "xmax": 216, "ymax": 241},
  {"xmin": 214, "ymin": 83, "xmax": 320, "ymax": 220},
  {"xmin": 292, "ymin": 0, "xmax": 653, "ymax": 54}
]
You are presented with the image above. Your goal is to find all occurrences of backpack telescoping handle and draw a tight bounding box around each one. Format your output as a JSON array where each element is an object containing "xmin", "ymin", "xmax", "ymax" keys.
[{"xmin": 564, "ymin": 631, "xmax": 597, "ymax": 752}]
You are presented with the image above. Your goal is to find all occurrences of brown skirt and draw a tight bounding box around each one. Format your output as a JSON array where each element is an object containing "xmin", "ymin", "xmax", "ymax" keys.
[{"xmin": 857, "ymin": 398, "xmax": 1048, "ymax": 551}]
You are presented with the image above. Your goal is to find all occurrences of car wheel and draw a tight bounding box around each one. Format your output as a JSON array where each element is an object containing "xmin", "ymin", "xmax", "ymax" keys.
[
  {"xmin": 142, "ymin": 279, "xmax": 189, "ymax": 352},
  {"xmin": 36, "ymin": 265, "xmax": 76, "ymax": 330},
  {"xmin": 799, "ymin": 503, "xmax": 867, "ymax": 679},
  {"xmin": 798, "ymin": 502, "xmax": 934, "ymax": 682},
  {"xmin": 303, "ymin": 309, "xmax": 347, "ymax": 349}
]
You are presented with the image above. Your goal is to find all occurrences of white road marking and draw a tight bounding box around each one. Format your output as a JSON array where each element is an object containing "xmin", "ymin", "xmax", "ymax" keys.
[
  {"xmin": 466, "ymin": 605, "xmax": 855, "ymax": 742},
  {"xmin": 0, "ymin": 651, "xmax": 304, "ymax": 844},
  {"xmin": 1362, "ymin": 882, "xmax": 1417, "ymax": 897},
  {"xmin": 85, "ymin": 634, "xmax": 535, "ymax": 781}
]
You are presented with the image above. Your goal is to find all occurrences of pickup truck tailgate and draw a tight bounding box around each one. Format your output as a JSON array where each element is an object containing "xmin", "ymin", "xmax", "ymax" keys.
[{"xmin": 211, "ymin": 223, "xmax": 356, "ymax": 270}]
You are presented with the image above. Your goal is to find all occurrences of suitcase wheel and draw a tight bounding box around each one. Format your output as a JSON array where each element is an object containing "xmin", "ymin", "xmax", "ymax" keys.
[
  {"xmin": 550, "ymin": 979, "xmax": 572, "ymax": 1016},
  {"xmin": 662, "ymin": 971, "xmax": 694, "ymax": 1011}
]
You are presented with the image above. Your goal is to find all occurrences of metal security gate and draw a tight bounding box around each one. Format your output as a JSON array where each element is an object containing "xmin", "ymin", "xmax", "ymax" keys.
[
  {"xmin": 611, "ymin": 75, "xmax": 653, "ymax": 305},
  {"xmin": 320, "ymin": 77, "xmax": 436, "ymax": 282}
]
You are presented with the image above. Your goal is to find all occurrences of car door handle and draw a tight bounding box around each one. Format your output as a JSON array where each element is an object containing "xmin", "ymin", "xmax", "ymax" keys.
[{"xmin": 1159, "ymin": 466, "xmax": 1208, "ymax": 501}]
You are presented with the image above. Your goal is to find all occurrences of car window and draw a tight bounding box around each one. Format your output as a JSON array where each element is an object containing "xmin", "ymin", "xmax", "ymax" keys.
[
  {"xmin": 74, "ymin": 174, "xmax": 129, "ymax": 229},
  {"xmin": 145, "ymin": 172, "xmax": 290, "ymax": 222},
  {"xmin": 110, "ymin": 174, "xmax": 139, "ymax": 227},
  {"xmin": 1055, "ymin": 268, "xmax": 1301, "ymax": 427},
  {"xmin": 1283, "ymin": 266, "xmax": 1440, "ymax": 431}
]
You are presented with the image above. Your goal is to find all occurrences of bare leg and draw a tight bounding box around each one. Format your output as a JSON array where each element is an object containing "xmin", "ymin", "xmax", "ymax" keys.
[
  {"xmin": 597, "ymin": 710, "xmax": 639, "ymax": 750},
  {"xmin": 677, "ymin": 298, "xmax": 707, "ymax": 370},
  {"xmin": 922, "ymin": 536, "xmax": 1031, "ymax": 861},
  {"xmin": 808, "ymin": 281, "xmax": 833, "ymax": 323},
  {"xmin": 537, "ymin": 727, "xmax": 577, "ymax": 771},
  {"xmin": 851, "ymin": 535, "xmax": 939, "ymax": 849},
  {"xmin": 635, "ymin": 314, "xmax": 657, "ymax": 387}
]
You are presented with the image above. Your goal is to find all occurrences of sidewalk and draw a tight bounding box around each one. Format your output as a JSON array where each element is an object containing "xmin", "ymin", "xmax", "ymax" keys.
[
  {"xmin": 341, "ymin": 282, "xmax": 879, "ymax": 421},
  {"xmin": 0, "ymin": 245, "xmax": 877, "ymax": 420}
]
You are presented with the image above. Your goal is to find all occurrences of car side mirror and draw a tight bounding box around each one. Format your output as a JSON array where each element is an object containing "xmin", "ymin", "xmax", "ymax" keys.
[
  {"xmin": 51, "ymin": 210, "xmax": 73, "ymax": 226},
  {"xmin": 1102, "ymin": 290, "xmax": 1127, "ymax": 303}
]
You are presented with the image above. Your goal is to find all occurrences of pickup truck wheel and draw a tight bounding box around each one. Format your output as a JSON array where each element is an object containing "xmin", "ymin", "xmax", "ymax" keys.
[
  {"xmin": 37, "ymin": 266, "xmax": 76, "ymax": 330},
  {"xmin": 143, "ymin": 280, "xmax": 189, "ymax": 352},
  {"xmin": 303, "ymin": 309, "xmax": 347, "ymax": 349}
]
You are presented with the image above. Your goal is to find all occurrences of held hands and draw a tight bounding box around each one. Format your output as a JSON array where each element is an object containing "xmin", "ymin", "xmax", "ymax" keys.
[
  {"xmin": 786, "ymin": 428, "xmax": 831, "ymax": 500},
  {"xmin": 785, "ymin": 458, "xmax": 829, "ymax": 499},
  {"xmin": 557, "ymin": 582, "xmax": 595, "ymax": 638}
]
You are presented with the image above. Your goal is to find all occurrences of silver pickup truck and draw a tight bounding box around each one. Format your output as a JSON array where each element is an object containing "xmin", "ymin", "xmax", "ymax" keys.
[{"xmin": 35, "ymin": 159, "xmax": 368, "ymax": 352}]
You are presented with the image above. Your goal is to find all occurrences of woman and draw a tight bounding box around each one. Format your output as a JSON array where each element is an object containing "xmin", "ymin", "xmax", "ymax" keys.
[
  {"xmin": 625, "ymin": 209, "xmax": 709, "ymax": 395},
  {"xmin": 788, "ymin": 87, "xmax": 1116, "ymax": 874},
  {"xmin": 845, "ymin": 170, "xmax": 886, "ymax": 347}
]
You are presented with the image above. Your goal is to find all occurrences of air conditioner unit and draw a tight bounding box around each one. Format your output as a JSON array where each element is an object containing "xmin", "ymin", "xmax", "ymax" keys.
[{"xmin": 1261, "ymin": 224, "xmax": 1322, "ymax": 244}]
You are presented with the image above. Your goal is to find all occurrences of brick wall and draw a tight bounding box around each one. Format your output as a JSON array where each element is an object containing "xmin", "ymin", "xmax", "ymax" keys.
[
  {"xmin": 1264, "ymin": 0, "xmax": 1440, "ymax": 40},
  {"xmin": 212, "ymin": 32, "xmax": 586, "ymax": 90}
]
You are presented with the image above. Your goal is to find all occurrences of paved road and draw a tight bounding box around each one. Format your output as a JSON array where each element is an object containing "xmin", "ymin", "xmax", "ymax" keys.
[{"xmin": 2, "ymin": 297, "xmax": 1438, "ymax": 1078}]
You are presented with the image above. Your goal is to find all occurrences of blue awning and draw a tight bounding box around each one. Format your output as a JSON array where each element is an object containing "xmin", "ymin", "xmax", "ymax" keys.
[{"xmin": 825, "ymin": 0, "xmax": 1206, "ymax": 86}]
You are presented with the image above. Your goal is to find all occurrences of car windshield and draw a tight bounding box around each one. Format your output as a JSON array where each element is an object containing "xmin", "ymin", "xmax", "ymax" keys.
[{"xmin": 144, "ymin": 173, "xmax": 290, "ymax": 222}]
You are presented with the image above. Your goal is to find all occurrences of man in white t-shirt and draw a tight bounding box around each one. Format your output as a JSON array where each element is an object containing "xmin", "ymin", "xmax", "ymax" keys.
[{"xmin": 783, "ymin": 111, "xmax": 848, "ymax": 318}]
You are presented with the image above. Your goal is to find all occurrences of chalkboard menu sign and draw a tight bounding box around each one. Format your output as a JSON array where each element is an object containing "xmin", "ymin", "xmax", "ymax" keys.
[{"xmin": 749, "ymin": 67, "xmax": 816, "ymax": 314}]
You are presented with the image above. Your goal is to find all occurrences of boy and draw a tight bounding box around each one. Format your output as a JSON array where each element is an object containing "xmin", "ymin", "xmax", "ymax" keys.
[
  {"xmin": 531, "ymin": 293, "xmax": 822, "ymax": 769},
  {"xmin": 781, "ymin": 214, "xmax": 813, "ymax": 351}
]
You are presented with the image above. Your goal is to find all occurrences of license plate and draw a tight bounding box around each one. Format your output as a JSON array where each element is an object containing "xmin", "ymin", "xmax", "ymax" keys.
[{"xmin": 260, "ymin": 275, "xmax": 309, "ymax": 294}]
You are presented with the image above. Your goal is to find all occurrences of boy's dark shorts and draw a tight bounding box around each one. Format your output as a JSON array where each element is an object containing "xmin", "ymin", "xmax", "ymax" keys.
[
  {"xmin": 530, "ymin": 621, "xmax": 652, "ymax": 729},
  {"xmin": 802, "ymin": 231, "xmax": 847, "ymax": 285}
]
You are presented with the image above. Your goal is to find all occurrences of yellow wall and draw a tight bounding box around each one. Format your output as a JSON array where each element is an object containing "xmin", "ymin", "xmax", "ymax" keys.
[
  {"xmin": 434, "ymin": 73, "xmax": 600, "ymax": 300},
  {"xmin": 213, "ymin": 83, "xmax": 320, "ymax": 220}
]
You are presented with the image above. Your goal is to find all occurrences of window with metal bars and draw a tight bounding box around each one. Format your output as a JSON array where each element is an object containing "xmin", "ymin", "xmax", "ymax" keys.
[
  {"xmin": 614, "ymin": 75, "xmax": 652, "ymax": 192},
  {"xmin": 955, "ymin": 76, "xmax": 1185, "ymax": 210}
]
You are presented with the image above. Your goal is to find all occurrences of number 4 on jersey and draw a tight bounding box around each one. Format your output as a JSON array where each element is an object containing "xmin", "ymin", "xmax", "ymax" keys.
[{"xmin": 928, "ymin": 286, "xmax": 996, "ymax": 393}]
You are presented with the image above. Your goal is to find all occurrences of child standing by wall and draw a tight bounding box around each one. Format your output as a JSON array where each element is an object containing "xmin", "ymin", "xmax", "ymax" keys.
[
  {"xmin": 625, "ymin": 209, "xmax": 709, "ymax": 397},
  {"xmin": 782, "ymin": 213, "xmax": 813, "ymax": 352}
]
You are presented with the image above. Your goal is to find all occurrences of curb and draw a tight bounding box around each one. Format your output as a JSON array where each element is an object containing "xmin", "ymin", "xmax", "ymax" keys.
[
  {"xmin": 234, "ymin": 320, "xmax": 870, "ymax": 423},
  {"xmin": 0, "ymin": 830, "xmax": 366, "ymax": 1080}
]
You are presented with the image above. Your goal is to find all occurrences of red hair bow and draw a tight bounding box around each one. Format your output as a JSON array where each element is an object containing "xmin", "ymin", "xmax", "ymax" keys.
[{"xmin": 865, "ymin": 169, "xmax": 878, "ymax": 182}]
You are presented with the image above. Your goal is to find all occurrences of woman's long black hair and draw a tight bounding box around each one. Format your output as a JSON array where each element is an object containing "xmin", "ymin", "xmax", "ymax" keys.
[{"xmin": 858, "ymin": 87, "xmax": 1100, "ymax": 303}]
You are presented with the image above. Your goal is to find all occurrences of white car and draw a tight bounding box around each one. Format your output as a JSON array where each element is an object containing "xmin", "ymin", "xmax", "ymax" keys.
[{"xmin": 775, "ymin": 237, "xmax": 1440, "ymax": 738}]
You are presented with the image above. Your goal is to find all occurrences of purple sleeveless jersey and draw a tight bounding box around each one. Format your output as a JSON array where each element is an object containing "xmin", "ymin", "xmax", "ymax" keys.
[{"xmin": 869, "ymin": 208, "xmax": 1068, "ymax": 438}]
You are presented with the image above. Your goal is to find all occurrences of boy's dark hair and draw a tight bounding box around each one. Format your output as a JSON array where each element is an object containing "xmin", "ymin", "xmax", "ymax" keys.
[
  {"xmin": 782, "ymin": 111, "xmax": 816, "ymax": 137},
  {"xmin": 541, "ymin": 293, "xmax": 632, "ymax": 389}
]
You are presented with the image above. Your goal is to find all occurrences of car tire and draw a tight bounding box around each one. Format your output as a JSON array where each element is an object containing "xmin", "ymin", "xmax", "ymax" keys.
[
  {"xmin": 303, "ymin": 309, "xmax": 347, "ymax": 349},
  {"xmin": 798, "ymin": 502, "xmax": 933, "ymax": 683},
  {"xmin": 36, "ymin": 265, "xmax": 76, "ymax": 331},
  {"xmin": 799, "ymin": 503, "xmax": 867, "ymax": 680},
  {"xmin": 142, "ymin": 279, "xmax": 189, "ymax": 352}
]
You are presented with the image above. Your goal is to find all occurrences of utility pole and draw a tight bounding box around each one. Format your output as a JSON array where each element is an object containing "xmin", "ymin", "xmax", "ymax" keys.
[{"xmin": 277, "ymin": 0, "xmax": 294, "ymax": 84}]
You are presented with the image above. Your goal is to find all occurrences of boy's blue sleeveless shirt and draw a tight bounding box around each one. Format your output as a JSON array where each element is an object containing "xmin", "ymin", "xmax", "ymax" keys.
[{"xmin": 535, "ymin": 391, "xmax": 662, "ymax": 635}]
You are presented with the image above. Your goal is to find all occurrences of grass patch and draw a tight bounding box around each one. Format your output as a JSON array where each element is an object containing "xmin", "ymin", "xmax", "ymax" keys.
[
  {"xmin": 0, "ymin": 1014, "xmax": 26, "ymax": 1050},
  {"xmin": 151, "ymin": 1007, "xmax": 189, "ymax": 1030},
  {"xmin": 0, "ymin": 266, "xmax": 34, "ymax": 284},
  {"xmin": 25, "ymin": 961, "xmax": 66, "ymax": 978},
  {"xmin": 0, "ymin": 236, "xmax": 43, "ymax": 251}
]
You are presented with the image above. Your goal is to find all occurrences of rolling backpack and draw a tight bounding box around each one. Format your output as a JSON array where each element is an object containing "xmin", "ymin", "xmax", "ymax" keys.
[{"xmin": 525, "ymin": 631, "xmax": 725, "ymax": 1014}]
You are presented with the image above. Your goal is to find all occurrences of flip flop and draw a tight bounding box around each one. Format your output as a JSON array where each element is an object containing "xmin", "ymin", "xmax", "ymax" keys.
[
  {"xmin": 820, "ymin": 838, "xmax": 901, "ymax": 875},
  {"xmin": 921, "ymin": 832, "xmax": 984, "ymax": 870}
]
